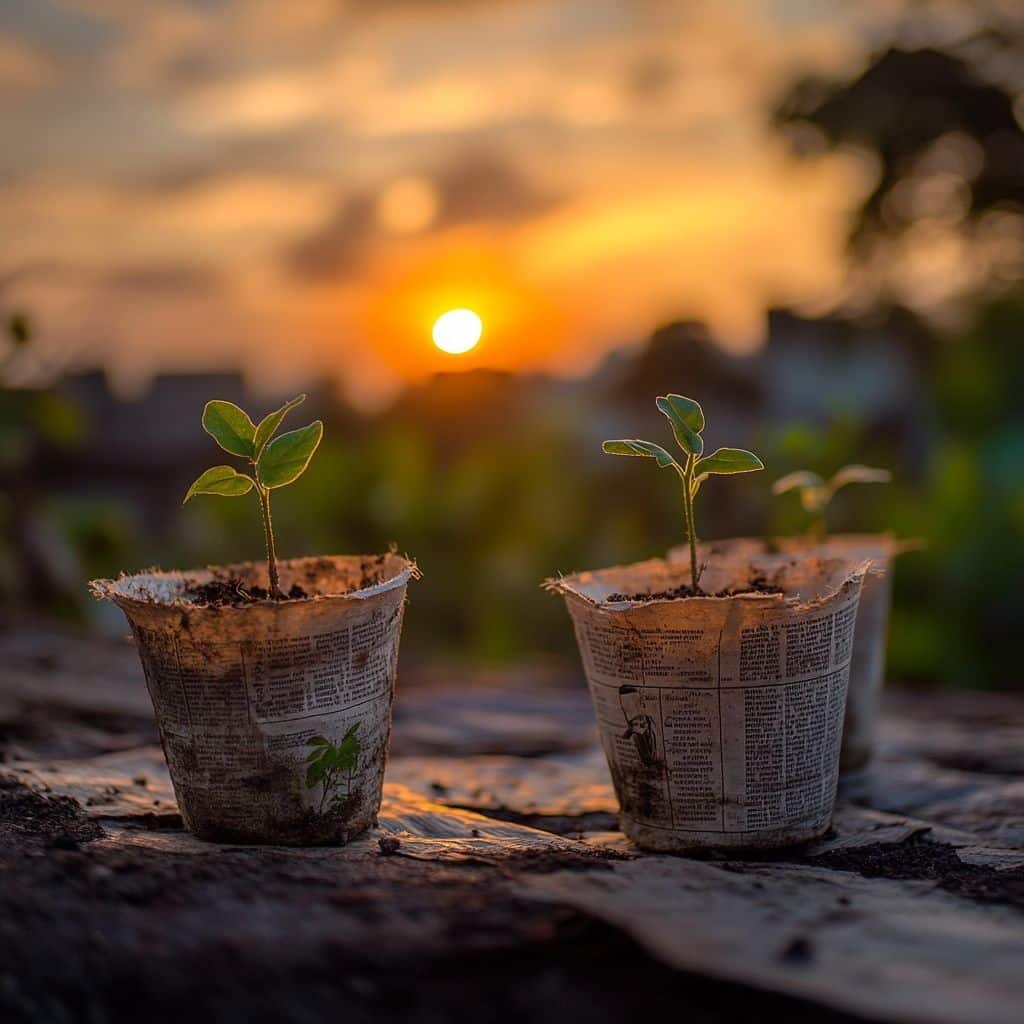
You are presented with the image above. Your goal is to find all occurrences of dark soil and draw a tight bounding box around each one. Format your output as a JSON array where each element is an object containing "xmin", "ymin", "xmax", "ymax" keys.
[
  {"xmin": 0, "ymin": 773, "xmax": 103, "ymax": 847},
  {"xmin": 356, "ymin": 552, "xmax": 389, "ymax": 589},
  {"xmin": 804, "ymin": 832, "xmax": 1024, "ymax": 910},
  {"xmin": 186, "ymin": 579, "xmax": 309, "ymax": 606},
  {"xmin": 712, "ymin": 830, "xmax": 1024, "ymax": 911},
  {"xmin": 183, "ymin": 554, "xmax": 392, "ymax": 606},
  {"xmin": 607, "ymin": 573, "xmax": 785, "ymax": 603}
]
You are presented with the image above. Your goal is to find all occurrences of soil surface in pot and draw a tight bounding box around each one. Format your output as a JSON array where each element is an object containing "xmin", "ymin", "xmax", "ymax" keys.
[
  {"xmin": 184, "ymin": 554, "xmax": 390, "ymax": 606},
  {"xmin": 606, "ymin": 572, "xmax": 785, "ymax": 603}
]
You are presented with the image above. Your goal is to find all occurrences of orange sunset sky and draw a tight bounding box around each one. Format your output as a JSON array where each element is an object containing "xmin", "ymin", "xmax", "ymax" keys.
[{"xmin": 1, "ymin": 1, "xmax": 919, "ymax": 406}]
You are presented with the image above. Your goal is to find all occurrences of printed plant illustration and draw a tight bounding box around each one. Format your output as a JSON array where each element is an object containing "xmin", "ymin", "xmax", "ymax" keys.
[
  {"xmin": 183, "ymin": 394, "xmax": 323, "ymax": 598},
  {"xmin": 603, "ymin": 394, "xmax": 763, "ymax": 589},
  {"xmin": 305, "ymin": 724, "xmax": 361, "ymax": 814},
  {"xmin": 772, "ymin": 464, "xmax": 891, "ymax": 538}
]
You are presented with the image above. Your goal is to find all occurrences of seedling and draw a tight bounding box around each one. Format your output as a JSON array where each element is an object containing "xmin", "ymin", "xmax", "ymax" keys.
[
  {"xmin": 306, "ymin": 724, "xmax": 361, "ymax": 814},
  {"xmin": 603, "ymin": 394, "xmax": 764, "ymax": 590},
  {"xmin": 183, "ymin": 394, "xmax": 323, "ymax": 599},
  {"xmin": 772, "ymin": 464, "xmax": 891, "ymax": 538}
]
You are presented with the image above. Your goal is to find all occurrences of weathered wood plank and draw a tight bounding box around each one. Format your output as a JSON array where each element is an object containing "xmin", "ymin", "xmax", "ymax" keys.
[{"xmin": 3, "ymin": 622, "xmax": 1024, "ymax": 1024}]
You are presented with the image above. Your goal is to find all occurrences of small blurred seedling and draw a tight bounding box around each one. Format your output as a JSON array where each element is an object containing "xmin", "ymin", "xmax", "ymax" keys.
[
  {"xmin": 306, "ymin": 724, "xmax": 361, "ymax": 814},
  {"xmin": 603, "ymin": 394, "xmax": 764, "ymax": 590},
  {"xmin": 7, "ymin": 313, "xmax": 29, "ymax": 347},
  {"xmin": 183, "ymin": 394, "xmax": 322, "ymax": 599},
  {"xmin": 772, "ymin": 464, "xmax": 891, "ymax": 538}
]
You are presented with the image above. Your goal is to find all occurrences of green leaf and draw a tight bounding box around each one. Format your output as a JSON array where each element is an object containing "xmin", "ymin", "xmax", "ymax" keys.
[
  {"xmin": 307, "ymin": 735, "xmax": 330, "ymax": 747},
  {"xmin": 695, "ymin": 448, "xmax": 764, "ymax": 477},
  {"xmin": 254, "ymin": 394, "xmax": 306, "ymax": 459},
  {"xmin": 7, "ymin": 313, "xmax": 30, "ymax": 347},
  {"xmin": 306, "ymin": 761, "xmax": 327, "ymax": 789},
  {"xmin": 202, "ymin": 400, "xmax": 255, "ymax": 458},
  {"xmin": 828, "ymin": 464, "xmax": 891, "ymax": 493},
  {"xmin": 656, "ymin": 394, "xmax": 704, "ymax": 432},
  {"xmin": 337, "ymin": 730, "xmax": 361, "ymax": 772},
  {"xmin": 257, "ymin": 421, "xmax": 323, "ymax": 489},
  {"xmin": 656, "ymin": 394, "xmax": 704, "ymax": 456},
  {"xmin": 183, "ymin": 466, "xmax": 255, "ymax": 504},
  {"xmin": 771, "ymin": 470, "xmax": 824, "ymax": 496},
  {"xmin": 603, "ymin": 439, "xmax": 678, "ymax": 469}
]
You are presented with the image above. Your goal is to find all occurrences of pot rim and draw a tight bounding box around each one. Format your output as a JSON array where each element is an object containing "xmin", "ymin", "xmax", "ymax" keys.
[
  {"xmin": 546, "ymin": 553, "xmax": 868, "ymax": 613},
  {"xmin": 89, "ymin": 552, "xmax": 419, "ymax": 613}
]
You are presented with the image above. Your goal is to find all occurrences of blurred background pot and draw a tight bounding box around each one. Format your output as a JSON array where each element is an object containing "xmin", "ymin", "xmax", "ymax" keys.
[
  {"xmin": 680, "ymin": 536, "xmax": 902, "ymax": 772},
  {"xmin": 551, "ymin": 555, "xmax": 865, "ymax": 852},
  {"xmin": 91, "ymin": 553, "xmax": 416, "ymax": 845}
]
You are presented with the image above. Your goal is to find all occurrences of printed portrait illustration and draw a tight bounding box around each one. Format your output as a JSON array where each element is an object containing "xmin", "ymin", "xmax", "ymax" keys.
[{"xmin": 619, "ymin": 685, "xmax": 659, "ymax": 768}]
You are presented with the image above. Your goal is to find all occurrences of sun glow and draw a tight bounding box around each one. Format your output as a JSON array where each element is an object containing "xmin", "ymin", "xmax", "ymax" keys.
[{"xmin": 432, "ymin": 308, "xmax": 483, "ymax": 354}]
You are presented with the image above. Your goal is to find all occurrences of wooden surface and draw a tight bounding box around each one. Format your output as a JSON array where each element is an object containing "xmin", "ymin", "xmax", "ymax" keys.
[{"xmin": 2, "ymin": 622, "xmax": 1024, "ymax": 1024}]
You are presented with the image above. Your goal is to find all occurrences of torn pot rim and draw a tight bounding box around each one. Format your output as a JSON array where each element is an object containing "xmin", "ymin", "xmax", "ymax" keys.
[
  {"xmin": 89, "ymin": 552, "xmax": 420, "ymax": 612},
  {"xmin": 545, "ymin": 554, "xmax": 870, "ymax": 614}
]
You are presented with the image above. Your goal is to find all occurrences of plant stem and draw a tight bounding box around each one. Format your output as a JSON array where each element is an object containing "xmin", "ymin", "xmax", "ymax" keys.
[
  {"xmin": 318, "ymin": 768, "xmax": 333, "ymax": 815},
  {"xmin": 813, "ymin": 512, "xmax": 827, "ymax": 541},
  {"xmin": 257, "ymin": 484, "xmax": 282, "ymax": 599},
  {"xmin": 684, "ymin": 460, "xmax": 699, "ymax": 591},
  {"xmin": 678, "ymin": 458, "xmax": 699, "ymax": 592}
]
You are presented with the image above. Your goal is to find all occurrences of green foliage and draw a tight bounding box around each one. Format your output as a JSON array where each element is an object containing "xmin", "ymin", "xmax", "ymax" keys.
[
  {"xmin": 602, "ymin": 439, "xmax": 676, "ymax": 467},
  {"xmin": 184, "ymin": 465, "xmax": 255, "ymax": 502},
  {"xmin": 183, "ymin": 394, "xmax": 322, "ymax": 597},
  {"xmin": 258, "ymin": 422, "xmax": 324, "ymax": 489},
  {"xmin": 655, "ymin": 394, "xmax": 704, "ymax": 455},
  {"xmin": 254, "ymin": 394, "xmax": 306, "ymax": 457},
  {"xmin": 6, "ymin": 313, "xmax": 29, "ymax": 347},
  {"xmin": 202, "ymin": 401, "xmax": 256, "ymax": 458},
  {"xmin": 693, "ymin": 448, "xmax": 765, "ymax": 483},
  {"xmin": 773, "ymin": 464, "xmax": 891, "ymax": 536},
  {"xmin": 305, "ymin": 724, "xmax": 361, "ymax": 814},
  {"xmin": 603, "ymin": 394, "xmax": 763, "ymax": 588},
  {"xmin": 190, "ymin": 395, "xmax": 320, "ymax": 498}
]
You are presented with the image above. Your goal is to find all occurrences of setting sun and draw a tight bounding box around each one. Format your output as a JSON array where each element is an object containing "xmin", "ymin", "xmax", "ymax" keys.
[{"xmin": 432, "ymin": 308, "xmax": 483, "ymax": 355}]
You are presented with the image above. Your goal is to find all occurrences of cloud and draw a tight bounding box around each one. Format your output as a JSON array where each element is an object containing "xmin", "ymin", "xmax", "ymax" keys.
[
  {"xmin": 286, "ymin": 194, "xmax": 379, "ymax": 281},
  {"xmin": 433, "ymin": 151, "xmax": 560, "ymax": 226},
  {"xmin": 1, "ymin": 0, "xmax": 876, "ymax": 401},
  {"xmin": 286, "ymin": 150, "xmax": 560, "ymax": 280},
  {"xmin": 0, "ymin": 33, "xmax": 57, "ymax": 94},
  {"xmin": 0, "ymin": 259, "xmax": 221, "ymax": 297},
  {"xmin": 100, "ymin": 263, "xmax": 223, "ymax": 295}
]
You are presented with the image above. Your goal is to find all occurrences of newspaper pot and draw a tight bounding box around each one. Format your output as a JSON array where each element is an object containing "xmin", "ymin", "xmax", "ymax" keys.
[
  {"xmin": 550, "ymin": 555, "xmax": 865, "ymax": 852},
  {"xmin": 91, "ymin": 553, "xmax": 416, "ymax": 845},
  {"xmin": 679, "ymin": 535, "xmax": 897, "ymax": 772}
]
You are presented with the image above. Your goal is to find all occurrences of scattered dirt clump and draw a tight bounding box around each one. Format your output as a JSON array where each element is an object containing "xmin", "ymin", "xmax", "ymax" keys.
[
  {"xmin": 804, "ymin": 832, "xmax": 1024, "ymax": 910},
  {"xmin": 0, "ymin": 774, "xmax": 103, "ymax": 847}
]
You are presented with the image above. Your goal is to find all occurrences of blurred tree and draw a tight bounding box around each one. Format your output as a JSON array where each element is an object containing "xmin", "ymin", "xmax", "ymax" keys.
[
  {"xmin": 774, "ymin": 7, "xmax": 1024, "ymax": 688},
  {"xmin": 0, "ymin": 313, "xmax": 130, "ymax": 617},
  {"xmin": 776, "ymin": 14, "xmax": 1024, "ymax": 311}
]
